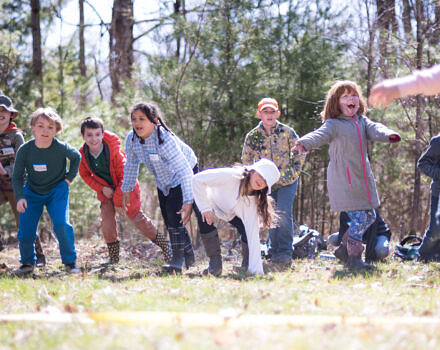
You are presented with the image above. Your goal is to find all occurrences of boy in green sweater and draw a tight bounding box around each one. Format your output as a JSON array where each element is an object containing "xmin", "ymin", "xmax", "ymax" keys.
[{"xmin": 11, "ymin": 107, "xmax": 81, "ymax": 275}]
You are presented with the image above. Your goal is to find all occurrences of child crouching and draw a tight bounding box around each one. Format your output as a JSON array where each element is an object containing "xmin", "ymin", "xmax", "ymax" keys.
[{"xmin": 78, "ymin": 117, "xmax": 171, "ymax": 264}]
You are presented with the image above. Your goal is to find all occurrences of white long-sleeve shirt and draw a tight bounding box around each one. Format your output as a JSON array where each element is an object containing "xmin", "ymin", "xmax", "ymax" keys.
[{"xmin": 192, "ymin": 167, "xmax": 264, "ymax": 275}]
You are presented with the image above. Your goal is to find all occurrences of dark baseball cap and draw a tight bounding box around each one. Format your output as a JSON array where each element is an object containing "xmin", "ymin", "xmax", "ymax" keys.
[{"xmin": 0, "ymin": 95, "xmax": 18, "ymax": 119}]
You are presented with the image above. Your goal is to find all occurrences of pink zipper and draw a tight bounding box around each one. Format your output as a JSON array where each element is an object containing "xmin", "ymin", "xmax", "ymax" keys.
[
  {"xmin": 351, "ymin": 116, "xmax": 372, "ymax": 204},
  {"xmin": 346, "ymin": 167, "xmax": 352, "ymax": 186}
]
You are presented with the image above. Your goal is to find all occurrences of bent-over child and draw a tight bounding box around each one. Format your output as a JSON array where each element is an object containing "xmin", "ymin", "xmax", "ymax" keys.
[
  {"xmin": 192, "ymin": 158, "xmax": 280, "ymax": 275},
  {"xmin": 121, "ymin": 102, "xmax": 199, "ymax": 274},
  {"xmin": 78, "ymin": 117, "xmax": 171, "ymax": 264},
  {"xmin": 293, "ymin": 80, "xmax": 400, "ymax": 270},
  {"xmin": 11, "ymin": 107, "xmax": 81, "ymax": 275}
]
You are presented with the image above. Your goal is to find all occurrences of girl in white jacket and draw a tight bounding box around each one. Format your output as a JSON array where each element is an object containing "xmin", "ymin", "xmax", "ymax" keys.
[{"xmin": 192, "ymin": 158, "xmax": 280, "ymax": 275}]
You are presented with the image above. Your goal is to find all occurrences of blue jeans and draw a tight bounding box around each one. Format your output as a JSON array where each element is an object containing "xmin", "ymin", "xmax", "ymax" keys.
[
  {"xmin": 17, "ymin": 181, "xmax": 76, "ymax": 265},
  {"xmin": 268, "ymin": 181, "xmax": 298, "ymax": 262},
  {"xmin": 419, "ymin": 195, "xmax": 440, "ymax": 260}
]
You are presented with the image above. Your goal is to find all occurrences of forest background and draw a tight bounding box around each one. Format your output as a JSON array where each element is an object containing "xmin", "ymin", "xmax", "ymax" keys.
[{"xmin": 1, "ymin": 0, "xmax": 439, "ymax": 244}]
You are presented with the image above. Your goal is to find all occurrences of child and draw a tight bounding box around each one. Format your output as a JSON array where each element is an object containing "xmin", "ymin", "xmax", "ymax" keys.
[
  {"xmin": 242, "ymin": 97, "xmax": 304, "ymax": 268},
  {"xmin": 369, "ymin": 64, "xmax": 440, "ymax": 108},
  {"xmin": 293, "ymin": 81, "xmax": 400, "ymax": 270},
  {"xmin": 416, "ymin": 137, "xmax": 440, "ymax": 261},
  {"xmin": 78, "ymin": 117, "xmax": 171, "ymax": 264},
  {"xmin": 11, "ymin": 107, "xmax": 81, "ymax": 275},
  {"xmin": 192, "ymin": 158, "xmax": 280, "ymax": 275},
  {"xmin": 121, "ymin": 102, "xmax": 198, "ymax": 274},
  {"xmin": 0, "ymin": 95, "xmax": 46, "ymax": 265}
]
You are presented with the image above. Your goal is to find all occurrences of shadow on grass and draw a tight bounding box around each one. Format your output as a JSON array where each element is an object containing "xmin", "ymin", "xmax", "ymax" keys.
[{"xmin": 332, "ymin": 266, "xmax": 384, "ymax": 279}]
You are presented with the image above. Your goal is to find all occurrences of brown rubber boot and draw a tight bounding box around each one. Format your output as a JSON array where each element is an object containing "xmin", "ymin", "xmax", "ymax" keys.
[
  {"xmin": 334, "ymin": 230, "xmax": 348, "ymax": 263},
  {"xmin": 346, "ymin": 237, "xmax": 372, "ymax": 270}
]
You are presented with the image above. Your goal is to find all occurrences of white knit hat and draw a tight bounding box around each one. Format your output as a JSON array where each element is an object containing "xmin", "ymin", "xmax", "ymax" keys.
[{"xmin": 246, "ymin": 158, "xmax": 280, "ymax": 194}]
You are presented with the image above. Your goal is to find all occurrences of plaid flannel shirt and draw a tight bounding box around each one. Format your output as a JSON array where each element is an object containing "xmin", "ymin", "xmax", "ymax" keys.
[{"xmin": 122, "ymin": 128, "xmax": 197, "ymax": 204}]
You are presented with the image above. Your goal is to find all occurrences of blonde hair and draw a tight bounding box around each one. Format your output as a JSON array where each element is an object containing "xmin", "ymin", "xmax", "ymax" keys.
[
  {"xmin": 320, "ymin": 80, "xmax": 368, "ymax": 121},
  {"xmin": 30, "ymin": 107, "xmax": 63, "ymax": 133},
  {"xmin": 238, "ymin": 169, "xmax": 278, "ymax": 229}
]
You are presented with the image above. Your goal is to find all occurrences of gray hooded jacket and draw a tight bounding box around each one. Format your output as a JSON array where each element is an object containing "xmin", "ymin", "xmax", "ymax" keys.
[{"xmin": 298, "ymin": 114, "xmax": 399, "ymax": 212}]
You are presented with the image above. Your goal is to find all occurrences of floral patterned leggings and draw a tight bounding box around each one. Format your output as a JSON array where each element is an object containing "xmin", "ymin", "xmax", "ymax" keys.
[{"xmin": 347, "ymin": 209, "xmax": 376, "ymax": 241}]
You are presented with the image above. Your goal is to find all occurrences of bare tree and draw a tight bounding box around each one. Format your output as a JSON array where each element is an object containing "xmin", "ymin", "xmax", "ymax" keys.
[
  {"xmin": 31, "ymin": 0, "xmax": 43, "ymax": 106},
  {"xmin": 79, "ymin": 0, "xmax": 86, "ymax": 77},
  {"xmin": 109, "ymin": 0, "xmax": 134, "ymax": 103}
]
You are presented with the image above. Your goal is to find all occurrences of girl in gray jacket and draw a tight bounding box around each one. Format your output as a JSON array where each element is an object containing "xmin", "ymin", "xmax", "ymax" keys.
[{"xmin": 293, "ymin": 81, "xmax": 400, "ymax": 270}]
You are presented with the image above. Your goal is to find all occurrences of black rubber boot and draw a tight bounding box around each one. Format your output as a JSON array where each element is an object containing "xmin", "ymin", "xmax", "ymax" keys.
[
  {"xmin": 346, "ymin": 237, "xmax": 372, "ymax": 270},
  {"xmin": 183, "ymin": 228, "xmax": 195, "ymax": 268},
  {"xmin": 152, "ymin": 231, "xmax": 172, "ymax": 263},
  {"xmin": 241, "ymin": 241, "xmax": 249, "ymax": 271},
  {"xmin": 201, "ymin": 230, "xmax": 222, "ymax": 277},
  {"xmin": 162, "ymin": 228, "xmax": 185, "ymax": 274},
  {"xmin": 105, "ymin": 240, "xmax": 120, "ymax": 264}
]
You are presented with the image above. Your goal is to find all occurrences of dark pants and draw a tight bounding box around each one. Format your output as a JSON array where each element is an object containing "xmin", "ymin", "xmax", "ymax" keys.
[{"xmin": 419, "ymin": 195, "xmax": 440, "ymax": 260}]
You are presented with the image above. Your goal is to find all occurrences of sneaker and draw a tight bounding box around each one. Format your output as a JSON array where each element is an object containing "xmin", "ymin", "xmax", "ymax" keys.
[
  {"xmin": 65, "ymin": 263, "xmax": 81, "ymax": 274},
  {"xmin": 11, "ymin": 264, "xmax": 34, "ymax": 276},
  {"xmin": 36, "ymin": 254, "xmax": 46, "ymax": 267}
]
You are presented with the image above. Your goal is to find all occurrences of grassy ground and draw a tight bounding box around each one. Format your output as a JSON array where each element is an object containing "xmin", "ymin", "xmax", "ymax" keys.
[{"xmin": 0, "ymin": 236, "xmax": 440, "ymax": 349}]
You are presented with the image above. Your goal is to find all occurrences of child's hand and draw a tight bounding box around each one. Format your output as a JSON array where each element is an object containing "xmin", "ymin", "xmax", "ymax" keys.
[
  {"xmin": 102, "ymin": 186, "xmax": 114, "ymax": 199},
  {"xmin": 0, "ymin": 163, "xmax": 6, "ymax": 176},
  {"xmin": 368, "ymin": 82, "xmax": 400, "ymax": 108},
  {"xmin": 65, "ymin": 179, "xmax": 71, "ymax": 185},
  {"xmin": 291, "ymin": 141, "xmax": 307, "ymax": 154},
  {"xmin": 177, "ymin": 203, "xmax": 193, "ymax": 226},
  {"xmin": 121, "ymin": 192, "xmax": 130, "ymax": 214},
  {"xmin": 201, "ymin": 210, "xmax": 214, "ymax": 225},
  {"xmin": 115, "ymin": 206, "xmax": 124, "ymax": 216},
  {"xmin": 17, "ymin": 199, "xmax": 27, "ymax": 213}
]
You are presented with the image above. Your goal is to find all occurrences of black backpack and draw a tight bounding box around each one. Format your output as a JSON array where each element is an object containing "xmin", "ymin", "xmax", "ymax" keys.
[{"xmin": 394, "ymin": 235, "xmax": 422, "ymax": 260}]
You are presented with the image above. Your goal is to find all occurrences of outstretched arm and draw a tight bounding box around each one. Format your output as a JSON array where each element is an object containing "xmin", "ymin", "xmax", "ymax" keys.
[{"xmin": 369, "ymin": 65, "xmax": 440, "ymax": 108}]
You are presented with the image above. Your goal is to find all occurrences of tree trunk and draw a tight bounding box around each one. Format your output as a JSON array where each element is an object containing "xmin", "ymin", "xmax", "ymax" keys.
[
  {"xmin": 31, "ymin": 0, "xmax": 43, "ymax": 107},
  {"xmin": 78, "ymin": 0, "xmax": 86, "ymax": 107},
  {"xmin": 402, "ymin": 0, "xmax": 412, "ymax": 39},
  {"xmin": 109, "ymin": 0, "xmax": 134, "ymax": 104},
  {"xmin": 79, "ymin": 0, "xmax": 86, "ymax": 77},
  {"xmin": 410, "ymin": 0, "xmax": 424, "ymax": 234}
]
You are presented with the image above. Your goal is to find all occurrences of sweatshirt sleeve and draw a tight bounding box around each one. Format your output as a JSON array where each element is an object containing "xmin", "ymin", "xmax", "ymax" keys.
[
  {"xmin": 418, "ymin": 136, "xmax": 440, "ymax": 181},
  {"xmin": 297, "ymin": 120, "xmax": 335, "ymax": 151},
  {"xmin": 65, "ymin": 143, "xmax": 81, "ymax": 183},
  {"xmin": 364, "ymin": 117, "xmax": 401, "ymax": 143},
  {"xmin": 241, "ymin": 131, "xmax": 257, "ymax": 165},
  {"xmin": 12, "ymin": 145, "xmax": 26, "ymax": 201},
  {"xmin": 5, "ymin": 132, "xmax": 24, "ymax": 178},
  {"xmin": 192, "ymin": 168, "xmax": 238, "ymax": 214},
  {"xmin": 234, "ymin": 198, "xmax": 264, "ymax": 275}
]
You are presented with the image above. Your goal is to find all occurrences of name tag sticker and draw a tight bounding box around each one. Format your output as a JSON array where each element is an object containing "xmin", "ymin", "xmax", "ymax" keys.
[
  {"xmin": 1, "ymin": 147, "xmax": 14, "ymax": 155},
  {"xmin": 33, "ymin": 164, "xmax": 47, "ymax": 172},
  {"xmin": 149, "ymin": 153, "xmax": 160, "ymax": 161}
]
